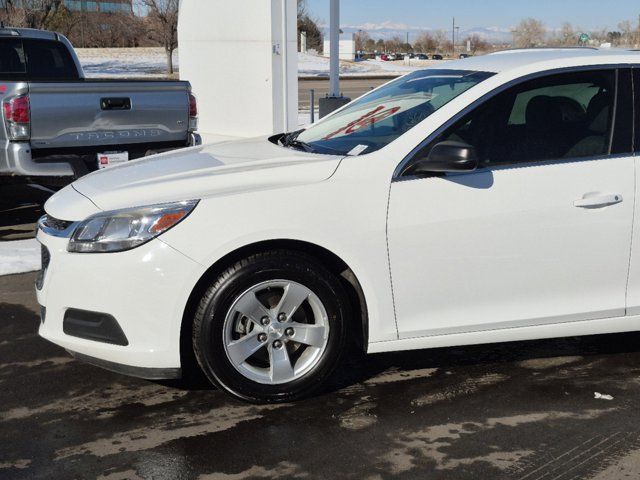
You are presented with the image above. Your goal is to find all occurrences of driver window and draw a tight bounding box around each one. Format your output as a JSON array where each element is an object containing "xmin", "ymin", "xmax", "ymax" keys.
[{"xmin": 426, "ymin": 69, "xmax": 616, "ymax": 167}]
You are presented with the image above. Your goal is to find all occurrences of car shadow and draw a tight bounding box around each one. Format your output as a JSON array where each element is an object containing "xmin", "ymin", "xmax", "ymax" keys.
[
  {"xmin": 160, "ymin": 329, "xmax": 640, "ymax": 399},
  {"xmin": 324, "ymin": 330, "xmax": 640, "ymax": 394}
]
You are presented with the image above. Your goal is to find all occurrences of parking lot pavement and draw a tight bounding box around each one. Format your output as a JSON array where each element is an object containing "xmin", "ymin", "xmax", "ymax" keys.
[
  {"xmin": 0, "ymin": 183, "xmax": 56, "ymax": 241},
  {"xmin": 3, "ymin": 273, "xmax": 640, "ymax": 480}
]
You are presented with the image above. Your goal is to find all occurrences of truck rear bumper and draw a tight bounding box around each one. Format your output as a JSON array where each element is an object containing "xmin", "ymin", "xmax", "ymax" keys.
[
  {"xmin": 0, "ymin": 142, "xmax": 74, "ymax": 177},
  {"xmin": 1, "ymin": 135, "xmax": 200, "ymax": 178},
  {"xmin": 188, "ymin": 132, "xmax": 202, "ymax": 147}
]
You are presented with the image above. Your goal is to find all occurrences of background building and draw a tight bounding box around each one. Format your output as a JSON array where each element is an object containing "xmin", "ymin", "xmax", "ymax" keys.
[
  {"xmin": 63, "ymin": 1, "xmax": 133, "ymax": 15},
  {"xmin": 0, "ymin": 0, "xmax": 148, "ymax": 47}
]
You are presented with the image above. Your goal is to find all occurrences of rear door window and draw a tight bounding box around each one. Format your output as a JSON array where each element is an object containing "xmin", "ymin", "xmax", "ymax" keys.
[
  {"xmin": 23, "ymin": 39, "xmax": 79, "ymax": 80},
  {"xmin": 0, "ymin": 38, "xmax": 27, "ymax": 75},
  {"xmin": 0, "ymin": 38, "xmax": 78, "ymax": 80}
]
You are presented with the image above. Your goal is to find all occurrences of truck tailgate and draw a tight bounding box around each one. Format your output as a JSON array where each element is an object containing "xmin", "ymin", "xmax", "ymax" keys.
[{"xmin": 28, "ymin": 81, "xmax": 190, "ymax": 150}]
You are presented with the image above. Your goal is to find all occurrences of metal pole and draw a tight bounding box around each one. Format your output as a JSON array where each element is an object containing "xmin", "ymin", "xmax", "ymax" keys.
[
  {"xmin": 329, "ymin": 0, "xmax": 340, "ymax": 97},
  {"xmin": 452, "ymin": 17, "xmax": 455, "ymax": 58},
  {"xmin": 281, "ymin": 0, "xmax": 289, "ymax": 132},
  {"xmin": 310, "ymin": 89, "xmax": 315, "ymax": 123}
]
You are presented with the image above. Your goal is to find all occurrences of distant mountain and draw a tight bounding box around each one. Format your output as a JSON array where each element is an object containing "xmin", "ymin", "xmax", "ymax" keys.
[{"xmin": 331, "ymin": 23, "xmax": 513, "ymax": 45}]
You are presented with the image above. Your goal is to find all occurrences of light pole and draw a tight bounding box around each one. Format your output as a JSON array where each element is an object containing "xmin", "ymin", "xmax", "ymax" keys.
[
  {"xmin": 319, "ymin": 0, "xmax": 351, "ymax": 118},
  {"xmin": 329, "ymin": 0, "xmax": 339, "ymax": 98}
]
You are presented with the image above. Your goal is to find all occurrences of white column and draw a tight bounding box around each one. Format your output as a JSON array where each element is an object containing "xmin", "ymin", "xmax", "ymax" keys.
[
  {"xmin": 178, "ymin": 0, "xmax": 298, "ymax": 138},
  {"xmin": 329, "ymin": 0, "xmax": 340, "ymax": 97}
]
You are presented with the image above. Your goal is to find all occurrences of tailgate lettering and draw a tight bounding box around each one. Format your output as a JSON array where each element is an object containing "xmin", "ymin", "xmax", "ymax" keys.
[{"xmin": 72, "ymin": 129, "xmax": 162, "ymax": 141}]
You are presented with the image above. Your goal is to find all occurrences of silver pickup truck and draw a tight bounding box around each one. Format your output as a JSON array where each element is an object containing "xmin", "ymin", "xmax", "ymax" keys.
[{"xmin": 0, "ymin": 27, "xmax": 200, "ymax": 180}]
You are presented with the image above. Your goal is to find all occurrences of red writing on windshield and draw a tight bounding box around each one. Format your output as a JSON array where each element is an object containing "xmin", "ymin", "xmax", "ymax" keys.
[{"xmin": 323, "ymin": 105, "xmax": 401, "ymax": 140}]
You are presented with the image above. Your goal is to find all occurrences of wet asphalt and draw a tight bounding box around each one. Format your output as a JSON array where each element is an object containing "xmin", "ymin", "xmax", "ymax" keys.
[
  {"xmin": 0, "ymin": 182, "xmax": 54, "ymax": 241},
  {"xmin": 3, "ymin": 181, "xmax": 640, "ymax": 479},
  {"xmin": 3, "ymin": 272, "xmax": 640, "ymax": 479}
]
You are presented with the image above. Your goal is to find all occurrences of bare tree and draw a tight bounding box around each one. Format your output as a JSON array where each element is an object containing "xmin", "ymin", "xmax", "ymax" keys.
[
  {"xmin": 557, "ymin": 22, "xmax": 576, "ymax": 46},
  {"xmin": 463, "ymin": 34, "xmax": 490, "ymax": 54},
  {"xmin": 512, "ymin": 18, "xmax": 546, "ymax": 48},
  {"xmin": 617, "ymin": 20, "xmax": 639, "ymax": 47},
  {"xmin": 297, "ymin": 0, "xmax": 322, "ymax": 52},
  {"xmin": 297, "ymin": 0, "xmax": 307, "ymax": 17},
  {"xmin": 433, "ymin": 29, "xmax": 449, "ymax": 53},
  {"xmin": 140, "ymin": 0, "xmax": 178, "ymax": 74},
  {"xmin": 354, "ymin": 30, "xmax": 371, "ymax": 52},
  {"xmin": 384, "ymin": 35, "xmax": 403, "ymax": 53},
  {"xmin": 364, "ymin": 37, "xmax": 376, "ymax": 52},
  {"xmin": 0, "ymin": 0, "xmax": 64, "ymax": 30},
  {"xmin": 414, "ymin": 32, "xmax": 436, "ymax": 53}
]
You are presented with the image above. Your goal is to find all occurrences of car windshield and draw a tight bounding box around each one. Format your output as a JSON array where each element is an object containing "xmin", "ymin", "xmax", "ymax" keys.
[{"xmin": 288, "ymin": 69, "xmax": 494, "ymax": 156}]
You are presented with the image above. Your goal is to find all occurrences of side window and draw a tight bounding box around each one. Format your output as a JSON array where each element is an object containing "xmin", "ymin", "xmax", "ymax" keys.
[
  {"xmin": 23, "ymin": 40, "xmax": 79, "ymax": 81},
  {"xmin": 0, "ymin": 39, "xmax": 27, "ymax": 75},
  {"xmin": 425, "ymin": 70, "xmax": 616, "ymax": 168}
]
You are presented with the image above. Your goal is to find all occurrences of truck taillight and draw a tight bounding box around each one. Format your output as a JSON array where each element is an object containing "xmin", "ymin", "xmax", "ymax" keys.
[
  {"xmin": 188, "ymin": 92, "xmax": 198, "ymax": 132},
  {"xmin": 3, "ymin": 94, "xmax": 30, "ymax": 140}
]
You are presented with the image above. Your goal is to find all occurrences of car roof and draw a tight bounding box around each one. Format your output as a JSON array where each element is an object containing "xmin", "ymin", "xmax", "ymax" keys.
[
  {"xmin": 0, "ymin": 27, "xmax": 58, "ymax": 40},
  {"xmin": 438, "ymin": 48, "xmax": 640, "ymax": 74}
]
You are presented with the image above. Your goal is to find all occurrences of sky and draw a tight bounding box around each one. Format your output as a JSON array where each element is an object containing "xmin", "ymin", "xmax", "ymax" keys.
[{"xmin": 306, "ymin": 0, "xmax": 640, "ymax": 33}]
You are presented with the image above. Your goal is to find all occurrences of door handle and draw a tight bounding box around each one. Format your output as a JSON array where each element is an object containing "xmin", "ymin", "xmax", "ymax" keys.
[
  {"xmin": 573, "ymin": 193, "xmax": 623, "ymax": 209},
  {"xmin": 100, "ymin": 97, "xmax": 131, "ymax": 111}
]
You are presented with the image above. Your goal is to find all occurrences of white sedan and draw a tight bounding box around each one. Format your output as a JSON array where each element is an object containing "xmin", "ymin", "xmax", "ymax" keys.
[{"xmin": 37, "ymin": 49, "xmax": 640, "ymax": 402}]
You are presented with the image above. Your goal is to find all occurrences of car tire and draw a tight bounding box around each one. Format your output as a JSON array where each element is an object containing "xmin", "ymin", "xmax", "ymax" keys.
[{"xmin": 192, "ymin": 250, "xmax": 350, "ymax": 403}]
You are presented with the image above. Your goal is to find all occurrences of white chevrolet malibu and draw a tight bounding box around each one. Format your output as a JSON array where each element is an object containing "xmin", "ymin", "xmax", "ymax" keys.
[{"xmin": 36, "ymin": 49, "xmax": 640, "ymax": 402}]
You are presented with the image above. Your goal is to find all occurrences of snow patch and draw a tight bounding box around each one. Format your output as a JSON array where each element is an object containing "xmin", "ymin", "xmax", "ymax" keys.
[
  {"xmin": 298, "ymin": 52, "xmax": 431, "ymax": 77},
  {"xmin": 76, "ymin": 48, "xmax": 429, "ymax": 79},
  {"xmin": 0, "ymin": 239, "xmax": 41, "ymax": 276},
  {"xmin": 594, "ymin": 392, "xmax": 614, "ymax": 401},
  {"xmin": 76, "ymin": 47, "xmax": 179, "ymax": 78}
]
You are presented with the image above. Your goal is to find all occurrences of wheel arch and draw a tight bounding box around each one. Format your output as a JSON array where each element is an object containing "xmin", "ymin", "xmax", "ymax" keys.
[{"xmin": 180, "ymin": 239, "xmax": 369, "ymax": 373}]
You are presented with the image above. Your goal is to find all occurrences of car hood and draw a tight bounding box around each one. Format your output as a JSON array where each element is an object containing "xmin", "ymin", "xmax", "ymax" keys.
[{"xmin": 47, "ymin": 137, "xmax": 344, "ymax": 220}]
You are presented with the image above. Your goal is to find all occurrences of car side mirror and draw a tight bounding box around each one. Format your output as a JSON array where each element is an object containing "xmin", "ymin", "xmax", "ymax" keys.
[{"xmin": 412, "ymin": 141, "xmax": 479, "ymax": 175}]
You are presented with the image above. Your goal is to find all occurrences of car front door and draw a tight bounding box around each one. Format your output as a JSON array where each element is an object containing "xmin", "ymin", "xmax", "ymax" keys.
[{"xmin": 387, "ymin": 68, "xmax": 635, "ymax": 339}]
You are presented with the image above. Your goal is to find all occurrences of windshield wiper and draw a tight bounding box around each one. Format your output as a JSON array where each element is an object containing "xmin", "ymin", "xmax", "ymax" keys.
[
  {"xmin": 280, "ymin": 130, "xmax": 317, "ymax": 153},
  {"xmin": 286, "ymin": 139, "xmax": 316, "ymax": 153},
  {"xmin": 279, "ymin": 130, "xmax": 349, "ymax": 156}
]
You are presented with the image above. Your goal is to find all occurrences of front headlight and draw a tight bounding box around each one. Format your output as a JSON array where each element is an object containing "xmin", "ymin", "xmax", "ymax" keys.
[{"xmin": 68, "ymin": 200, "xmax": 199, "ymax": 253}]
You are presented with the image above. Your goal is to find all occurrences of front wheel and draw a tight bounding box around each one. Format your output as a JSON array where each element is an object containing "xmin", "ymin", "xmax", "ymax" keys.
[{"xmin": 192, "ymin": 250, "xmax": 350, "ymax": 403}]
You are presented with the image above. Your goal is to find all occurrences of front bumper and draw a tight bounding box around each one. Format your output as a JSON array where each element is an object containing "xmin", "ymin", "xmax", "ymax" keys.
[
  {"xmin": 68, "ymin": 351, "xmax": 182, "ymax": 380},
  {"xmin": 36, "ymin": 228, "xmax": 202, "ymax": 376}
]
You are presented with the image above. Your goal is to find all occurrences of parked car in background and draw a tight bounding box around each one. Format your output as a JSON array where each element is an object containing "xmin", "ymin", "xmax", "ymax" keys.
[
  {"xmin": 0, "ymin": 27, "xmax": 200, "ymax": 184},
  {"xmin": 37, "ymin": 49, "xmax": 638, "ymax": 404},
  {"xmin": 432, "ymin": 53, "xmax": 444, "ymax": 60},
  {"xmin": 416, "ymin": 53, "xmax": 429, "ymax": 60},
  {"xmin": 460, "ymin": 53, "xmax": 473, "ymax": 59},
  {"xmin": 380, "ymin": 53, "xmax": 389, "ymax": 61}
]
